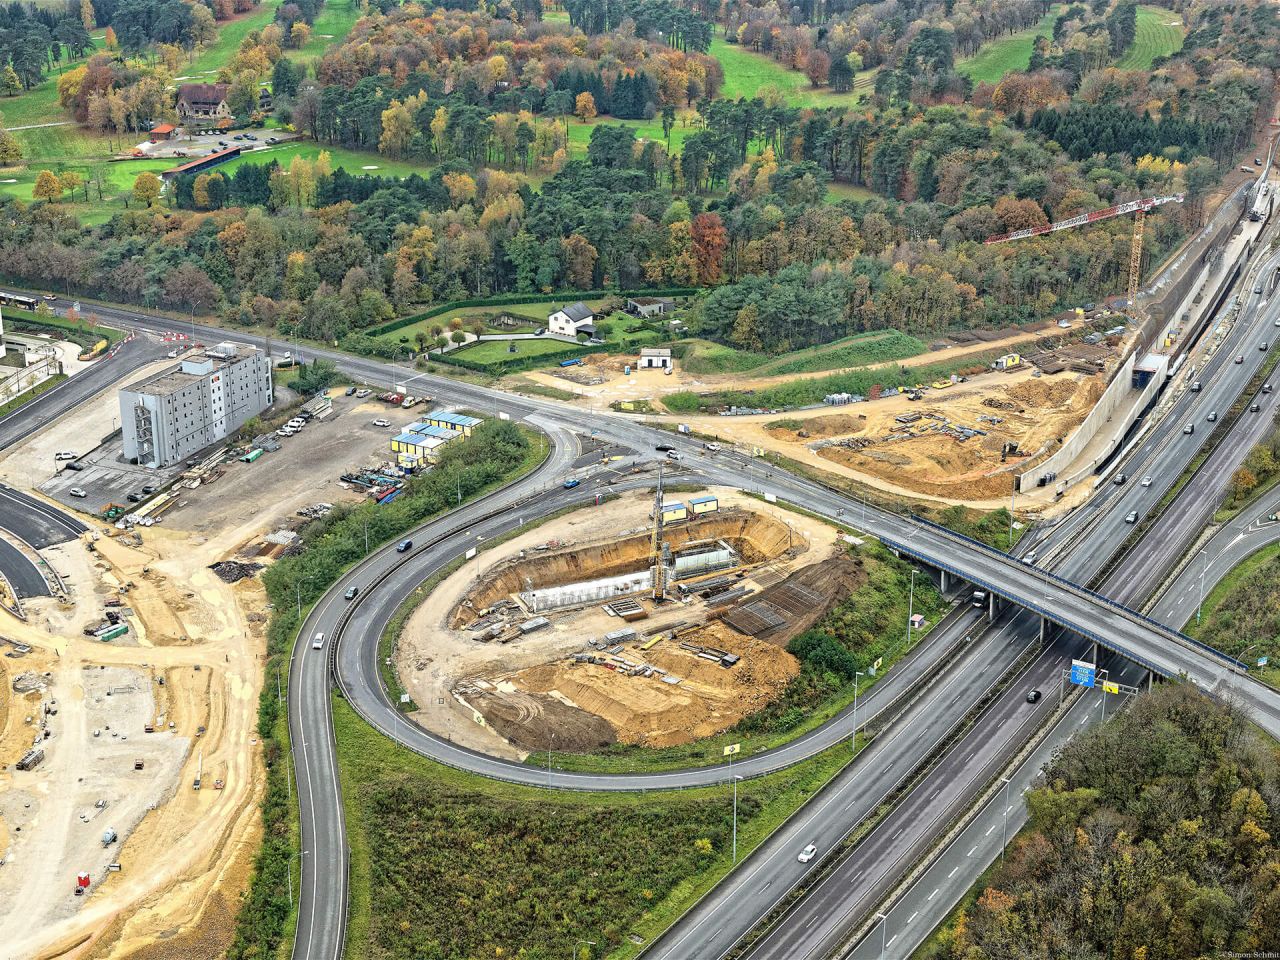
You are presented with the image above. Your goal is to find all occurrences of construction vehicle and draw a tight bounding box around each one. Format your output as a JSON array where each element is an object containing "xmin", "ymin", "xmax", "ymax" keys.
[
  {"xmin": 991, "ymin": 353, "xmax": 1022, "ymax": 371},
  {"xmin": 101, "ymin": 828, "xmax": 117, "ymax": 847},
  {"xmin": 193, "ymin": 750, "xmax": 202, "ymax": 790}
]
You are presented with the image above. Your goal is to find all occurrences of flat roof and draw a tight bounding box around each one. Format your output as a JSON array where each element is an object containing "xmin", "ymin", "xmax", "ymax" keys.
[
  {"xmin": 689, "ymin": 495, "xmax": 718, "ymax": 504},
  {"xmin": 163, "ymin": 146, "xmax": 241, "ymax": 176},
  {"xmin": 394, "ymin": 432, "xmax": 450, "ymax": 449},
  {"xmin": 124, "ymin": 347, "xmax": 255, "ymax": 397},
  {"xmin": 430, "ymin": 411, "xmax": 483, "ymax": 428}
]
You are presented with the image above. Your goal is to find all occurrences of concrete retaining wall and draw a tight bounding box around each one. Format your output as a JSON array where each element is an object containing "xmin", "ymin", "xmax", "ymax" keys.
[{"xmin": 1016, "ymin": 351, "xmax": 1168, "ymax": 493}]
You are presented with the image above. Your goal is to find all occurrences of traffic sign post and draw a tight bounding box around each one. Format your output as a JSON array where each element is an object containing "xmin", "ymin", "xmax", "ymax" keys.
[{"xmin": 1070, "ymin": 659, "xmax": 1096, "ymax": 687}]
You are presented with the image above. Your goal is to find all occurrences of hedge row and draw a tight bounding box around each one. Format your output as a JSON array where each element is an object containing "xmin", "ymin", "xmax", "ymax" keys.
[{"xmin": 367, "ymin": 287, "xmax": 698, "ymax": 337}]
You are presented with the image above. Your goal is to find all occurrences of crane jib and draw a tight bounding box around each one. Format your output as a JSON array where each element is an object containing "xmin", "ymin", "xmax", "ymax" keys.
[{"xmin": 983, "ymin": 194, "xmax": 1184, "ymax": 245}]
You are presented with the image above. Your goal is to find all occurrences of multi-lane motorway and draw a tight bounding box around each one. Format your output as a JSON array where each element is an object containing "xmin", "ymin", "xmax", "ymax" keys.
[{"xmin": 6, "ymin": 225, "xmax": 1280, "ymax": 960}]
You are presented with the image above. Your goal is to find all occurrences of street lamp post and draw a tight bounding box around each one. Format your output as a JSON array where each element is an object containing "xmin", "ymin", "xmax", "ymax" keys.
[
  {"xmin": 875, "ymin": 912, "xmax": 889, "ymax": 960},
  {"xmin": 573, "ymin": 939, "xmax": 596, "ymax": 960},
  {"xmin": 999, "ymin": 776, "xmax": 1012, "ymax": 865},
  {"xmin": 547, "ymin": 732, "xmax": 556, "ymax": 786},
  {"xmin": 851, "ymin": 670, "xmax": 865, "ymax": 755}
]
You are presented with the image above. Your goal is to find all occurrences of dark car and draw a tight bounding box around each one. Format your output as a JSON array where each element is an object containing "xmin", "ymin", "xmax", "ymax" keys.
[
  {"xmin": 1251, "ymin": 403, "xmax": 1262, "ymax": 412},
  {"xmin": 141, "ymin": 484, "xmax": 158, "ymax": 495},
  {"xmin": 1113, "ymin": 473, "xmax": 1127, "ymax": 485},
  {"xmin": 346, "ymin": 385, "xmax": 357, "ymax": 396},
  {"xmin": 396, "ymin": 539, "xmax": 413, "ymax": 553},
  {"xmin": 64, "ymin": 461, "xmax": 84, "ymax": 471},
  {"xmin": 1026, "ymin": 689, "xmax": 1042, "ymax": 703},
  {"xmin": 655, "ymin": 444, "xmax": 675, "ymax": 452},
  {"xmin": 126, "ymin": 492, "xmax": 143, "ymax": 503},
  {"xmin": 344, "ymin": 586, "xmax": 359, "ymax": 601}
]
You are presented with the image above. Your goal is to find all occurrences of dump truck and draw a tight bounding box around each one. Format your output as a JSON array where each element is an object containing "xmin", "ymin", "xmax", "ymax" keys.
[{"xmin": 991, "ymin": 353, "xmax": 1022, "ymax": 371}]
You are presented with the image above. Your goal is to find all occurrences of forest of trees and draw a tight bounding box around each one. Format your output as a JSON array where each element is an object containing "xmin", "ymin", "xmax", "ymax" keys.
[{"xmin": 930, "ymin": 685, "xmax": 1280, "ymax": 959}]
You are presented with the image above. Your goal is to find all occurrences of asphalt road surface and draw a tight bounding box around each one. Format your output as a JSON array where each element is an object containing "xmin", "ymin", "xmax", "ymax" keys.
[
  {"xmin": 0, "ymin": 538, "xmax": 47, "ymax": 597},
  {"xmin": 10, "ymin": 279, "xmax": 1280, "ymax": 960},
  {"xmin": 0, "ymin": 483, "xmax": 85, "ymax": 547}
]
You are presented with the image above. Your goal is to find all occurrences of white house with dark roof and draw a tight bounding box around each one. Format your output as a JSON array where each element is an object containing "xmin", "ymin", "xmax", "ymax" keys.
[{"xmin": 547, "ymin": 301, "xmax": 595, "ymax": 337}]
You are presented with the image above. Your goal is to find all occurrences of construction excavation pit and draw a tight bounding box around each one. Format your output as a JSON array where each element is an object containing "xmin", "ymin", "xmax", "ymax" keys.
[{"xmin": 394, "ymin": 488, "xmax": 859, "ymax": 757}]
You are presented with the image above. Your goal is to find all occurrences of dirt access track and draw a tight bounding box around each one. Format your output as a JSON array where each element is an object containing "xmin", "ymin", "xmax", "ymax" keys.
[
  {"xmin": 0, "ymin": 349, "xmax": 420, "ymax": 960},
  {"xmin": 395, "ymin": 488, "xmax": 856, "ymax": 757}
]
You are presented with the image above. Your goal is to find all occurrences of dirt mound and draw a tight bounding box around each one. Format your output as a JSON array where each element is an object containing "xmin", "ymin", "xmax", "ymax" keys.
[
  {"xmin": 509, "ymin": 625, "xmax": 799, "ymax": 747},
  {"xmin": 768, "ymin": 413, "xmax": 867, "ymax": 440},
  {"xmin": 453, "ymin": 507, "xmax": 801, "ymax": 626},
  {"xmin": 722, "ymin": 554, "xmax": 864, "ymax": 646},
  {"xmin": 1006, "ymin": 377, "xmax": 1089, "ymax": 408},
  {"xmin": 463, "ymin": 688, "xmax": 617, "ymax": 753}
]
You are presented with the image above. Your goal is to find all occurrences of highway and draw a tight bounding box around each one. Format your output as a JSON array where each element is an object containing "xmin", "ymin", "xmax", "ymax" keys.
[
  {"xmin": 8, "ymin": 265, "xmax": 1280, "ymax": 960},
  {"xmin": 747, "ymin": 243, "xmax": 1280, "ymax": 960}
]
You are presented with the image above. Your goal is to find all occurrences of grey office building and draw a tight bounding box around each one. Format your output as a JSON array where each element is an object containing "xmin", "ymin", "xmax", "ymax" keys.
[{"xmin": 120, "ymin": 343, "xmax": 273, "ymax": 468}]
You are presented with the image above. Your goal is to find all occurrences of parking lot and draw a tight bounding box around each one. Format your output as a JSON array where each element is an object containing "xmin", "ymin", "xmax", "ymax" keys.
[{"xmin": 39, "ymin": 434, "xmax": 187, "ymax": 515}]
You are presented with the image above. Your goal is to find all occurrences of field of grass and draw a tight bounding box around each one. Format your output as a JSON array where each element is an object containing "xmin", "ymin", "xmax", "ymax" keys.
[
  {"xmin": 711, "ymin": 38, "xmax": 876, "ymax": 108},
  {"xmin": 446, "ymin": 336, "xmax": 581, "ymax": 366},
  {"xmin": 957, "ymin": 6, "xmax": 1060, "ymax": 86},
  {"xmin": 376, "ymin": 298, "xmax": 611, "ymax": 346},
  {"xmin": 294, "ymin": 0, "xmax": 362, "ymax": 65},
  {"xmin": 1184, "ymin": 540, "xmax": 1280, "ymax": 687},
  {"xmin": 221, "ymin": 140, "xmax": 429, "ymax": 179},
  {"xmin": 334, "ymin": 694, "xmax": 852, "ymax": 960},
  {"xmin": 826, "ymin": 181, "xmax": 876, "ymax": 203},
  {"xmin": 679, "ymin": 330, "xmax": 926, "ymax": 377},
  {"xmin": 1115, "ymin": 5, "xmax": 1184, "ymax": 70}
]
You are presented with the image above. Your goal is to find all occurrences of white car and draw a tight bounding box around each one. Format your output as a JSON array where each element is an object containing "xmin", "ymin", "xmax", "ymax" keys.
[
  {"xmin": 797, "ymin": 844, "xmax": 818, "ymax": 863},
  {"xmin": 373, "ymin": 418, "xmax": 391, "ymax": 427},
  {"xmin": 69, "ymin": 487, "xmax": 87, "ymax": 498},
  {"xmin": 55, "ymin": 451, "xmax": 77, "ymax": 461},
  {"xmin": 1141, "ymin": 476, "xmax": 1152, "ymax": 487},
  {"xmin": 277, "ymin": 428, "xmax": 294, "ymax": 437},
  {"xmin": 312, "ymin": 632, "xmax": 325, "ymax": 650}
]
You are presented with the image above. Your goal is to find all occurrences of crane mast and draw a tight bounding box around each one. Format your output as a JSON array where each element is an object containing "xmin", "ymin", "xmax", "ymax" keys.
[{"xmin": 984, "ymin": 193, "xmax": 1184, "ymax": 316}]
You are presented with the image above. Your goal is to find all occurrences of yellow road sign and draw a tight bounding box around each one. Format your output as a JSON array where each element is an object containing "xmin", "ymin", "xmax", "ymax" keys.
[
  {"xmin": 723, "ymin": 743, "xmax": 741, "ymax": 756},
  {"xmin": 1103, "ymin": 681, "xmax": 1119, "ymax": 694}
]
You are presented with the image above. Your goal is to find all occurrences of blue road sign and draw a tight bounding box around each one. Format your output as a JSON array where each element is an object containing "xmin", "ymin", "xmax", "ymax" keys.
[{"xmin": 1070, "ymin": 659, "xmax": 1096, "ymax": 688}]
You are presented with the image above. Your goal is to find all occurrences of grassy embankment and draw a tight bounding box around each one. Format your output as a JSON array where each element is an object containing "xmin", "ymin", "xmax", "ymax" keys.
[
  {"xmin": 1184, "ymin": 540, "xmax": 1280, "ymax": 687},
  {"xmin": 335, "ymin": 695, "xmax": 852, "ymax": 960},
  {"xmin": 662, "ymin": 349, "xmax": 1004, "ymax": 412},
  {"xmin": 679, "ymin": 330, "xmax": 928, "ymax": 377}
]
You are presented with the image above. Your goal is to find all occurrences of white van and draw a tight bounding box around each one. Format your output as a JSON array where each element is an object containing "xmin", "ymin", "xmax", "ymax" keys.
[{"xmin": 312, "ymin": 632, "xmax": 325, "ymax": 650}]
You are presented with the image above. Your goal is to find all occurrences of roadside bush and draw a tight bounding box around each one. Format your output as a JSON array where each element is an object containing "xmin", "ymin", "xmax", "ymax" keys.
[{"xmin": 227, "ymin": 421, "xmax": 534, "ymax": 960}]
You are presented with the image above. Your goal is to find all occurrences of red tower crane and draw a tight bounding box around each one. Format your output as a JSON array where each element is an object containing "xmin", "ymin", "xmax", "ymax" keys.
[{"xmin": 984, "ymin": 193, "xmax": 1185, "ymax": 312}]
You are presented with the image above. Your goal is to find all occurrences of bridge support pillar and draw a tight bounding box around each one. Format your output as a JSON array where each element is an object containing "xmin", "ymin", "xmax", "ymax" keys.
[
  {"xmin": 988, "ymin": 590, "xmax": 997, "ymax": 623},
  {"xmin": 1039, "ymin": 616, "xmax": 1047, "ymax": 643},
  {"xmin": 940, "ymin": 569, "xmax": 950, "ymax": 595},
  {"xmin": 1148, "ymin": 671, "xmax": 1155, "ymax": 692}
]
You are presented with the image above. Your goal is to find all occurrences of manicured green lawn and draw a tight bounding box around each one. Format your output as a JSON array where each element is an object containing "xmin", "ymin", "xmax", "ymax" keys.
[
  {"xmin": 826, "ymin": 181, "xmax": 876, "ymax": 203},
  {"xmin": 565, "ymin": 115, "xmax": 695, "ymax": 155},
  {"xmin": 0, "ymin": 156, "xmax": 174, "ymax": 223},
  {"xmin": 295, "ymin": 0, "xmax": 362, "ymax": 64},
  {"xmin": 447, "ymin": 337, "xmax": 583, "ymax": 366},
  {"xmin": 221, "ymin": 141, "xmax": 431, "ymax": 178},
  {"xmin": 957, "ymin": 6, "xmax": 1060, "ymax": 86},
  {"xmin": 375, "ymin": 298, "xmax": 611, "ymax": 346},
  {"xmin": 1115, "ymin": 5, "xmax": 1184, "ymax": 70},
  {"xmin": 711, "ymin": 38, "xmax": 876, "ymax": 108}
]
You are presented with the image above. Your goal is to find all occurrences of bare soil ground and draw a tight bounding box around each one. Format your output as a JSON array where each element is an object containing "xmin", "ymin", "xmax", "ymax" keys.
[
  {"xmin": 396, "ymin": 489, "xmax": 844, "ymax": 755},
  {"xmin": 0, "ymin": 354, "xmax": 412, "ymax": 960},
  {"xmin": 512, "ymin": 327, "xmax": 1053, "ymax": 412},
  {"xmin": 672, "ymin": 366, "xmax": 1104, "ymax": 507}
]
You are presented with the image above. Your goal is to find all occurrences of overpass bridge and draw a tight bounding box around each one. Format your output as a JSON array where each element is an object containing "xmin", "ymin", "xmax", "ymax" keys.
[{"xmin": 880, "ymin": 518, "xmax": 1280, "ymax": 737}]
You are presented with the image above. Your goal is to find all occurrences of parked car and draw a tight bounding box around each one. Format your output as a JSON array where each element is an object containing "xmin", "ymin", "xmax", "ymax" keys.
[
  {"xmin": 233, "ymin": 134, "xmax": 245, "ymax": 141},
  {"xmin": 245, "ymin": 134, "xmax": 257, "ymax": 141},
  {"xmin": 655, "ymin": 444, "xmax": 675, "ymax": 452},
  {"xmin": 69, "ymin": 487, "xmax": 87, "ymax": 498},
  {"xmin": 346, "ymin": 385, "xmax": 357, "ymax": 396},
  {"xmin": 396, "ymin": 539, "xmax": 413, "ymax": 553},
  {"xmin": 55, "ymin": 451, "xmax": 77, "ymax": 461},
  {"xmin": 277, "ymin": 428, "xmax": 294, "ymax": 437},
  {"xmin": 373, "ymin": 418, "xmax": 391, "ymax": 427},
  {"xmin": 63, "ymin": 461, "xmax": 84, "ymax": 471},
  {"xmin": 141, "ymin": 484, "xmax": 158, "ymax": 495},
  {"xmin": 126, "ymin": 492, "xmax": 143, "ymax": 503},
  {"xmin": 797, "ymin": 844, "xmax": 818, "ymax": 864},
  {"xmin": 666, "ymin": 451, "xmax": 682, "ymax": 461}
]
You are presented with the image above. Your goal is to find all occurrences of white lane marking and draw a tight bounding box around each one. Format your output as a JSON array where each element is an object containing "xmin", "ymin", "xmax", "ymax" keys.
[
  {"xmin": 947, "ymin": 867, "xmax": 958, "ymax": 878},
  {"xmin": 967, "ymin": 846, "xmax": 977, "ymax": 857},
  {"xmin": 985, "ymin": 824, "xmax": 995, "ymax": 836},
  {"xmin": 1006, "ymin": 805, "xmax": 1014, "ymax": 814},
  {"xmin": 928, "ymin": 888, "xmax": 939, "ymax": 901},
  {"xmin": 908, "ymin": 911, "xmax": 918, "ymax": 924}
]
